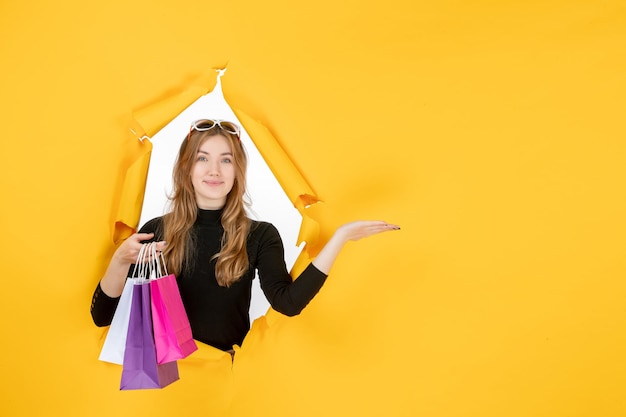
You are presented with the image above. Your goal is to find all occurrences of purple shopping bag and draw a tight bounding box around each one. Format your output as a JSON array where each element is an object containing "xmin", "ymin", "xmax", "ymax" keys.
[
  {"xmin": 120, "ymin": 281, "xmax": 179, "ymax": 390},
  {"xmin": 151, "ymin": 274, "xmax": 197, "ymax": 362}
]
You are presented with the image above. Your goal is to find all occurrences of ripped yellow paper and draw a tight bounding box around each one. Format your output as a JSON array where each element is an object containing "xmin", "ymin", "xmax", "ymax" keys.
[
  {"xmin": 113, "ymin": 81, "xmax": 216, "ymax": 241},
  {"xmin": 3, "ymin": 2, "xmax": 625, "ymax": 416},
  {"xmin": 115, "ymin": 73, "xmax": 324, "ymax": 257},
  {"xmin": 231, "ymin": 108, "xmax": 322, "ymax": 253}
]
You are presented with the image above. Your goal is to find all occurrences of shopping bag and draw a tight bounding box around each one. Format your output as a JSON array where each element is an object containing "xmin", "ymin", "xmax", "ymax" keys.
[
  {"xmin": 151, "ymin": 279, "xmax": 183, "ymax": 363},
  {"xmin": 120, "ymin": 279, "xmax": 179, "ymax": 390},
  {"xmin": 98, "ymin": 244, "xmax": 149, "ymax": 365},
  {"xmin": 98, "ymin": 278, "xmax": 136, "ymax": 364},
  {"xmin": 151, "ymin": 274, "xmax": 198, "ymax": 363},
  {"xmin": 148, "ymin": 243, "xmax": 197, "ymax": 363}
]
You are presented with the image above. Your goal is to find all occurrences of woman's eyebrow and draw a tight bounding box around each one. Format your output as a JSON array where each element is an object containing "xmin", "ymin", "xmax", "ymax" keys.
[{"xmin": 197, "ymin": 150, "xmax": 233, "ymax": 156}]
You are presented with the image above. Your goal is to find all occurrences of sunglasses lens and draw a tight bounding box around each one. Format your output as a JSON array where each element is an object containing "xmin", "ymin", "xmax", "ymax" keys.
[
  {"xmin": 219, "ymin": 123, "xmax": 240, "ymax": 136},
  {"xmin": 193, "ymin": 120, "xmax": 217, "ymax": 131}
]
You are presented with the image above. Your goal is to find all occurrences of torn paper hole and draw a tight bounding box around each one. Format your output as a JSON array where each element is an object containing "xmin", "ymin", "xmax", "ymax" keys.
[{"xmin": 138, "ymin": 71, "xmax": 304, "ymax": 322}]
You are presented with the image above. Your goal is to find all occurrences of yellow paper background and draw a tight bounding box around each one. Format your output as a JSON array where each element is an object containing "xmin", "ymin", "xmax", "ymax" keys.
[{"xmin": 1, "ymin": 1, "xmax": 625, "ymax": 416}]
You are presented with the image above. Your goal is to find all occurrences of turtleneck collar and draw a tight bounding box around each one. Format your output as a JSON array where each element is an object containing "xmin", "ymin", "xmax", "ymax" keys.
[{"xmin": 196, "ymin": 207, "xmax": 224, "ymax": 226}]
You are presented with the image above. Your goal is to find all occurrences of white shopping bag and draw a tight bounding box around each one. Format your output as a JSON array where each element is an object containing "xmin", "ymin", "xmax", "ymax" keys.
[{"xmin": 98, "ymin": 278, "xmax": 137, "ymax": 364}]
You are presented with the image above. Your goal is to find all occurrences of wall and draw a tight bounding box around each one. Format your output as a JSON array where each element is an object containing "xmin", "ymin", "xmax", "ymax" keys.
[{"xmin": 1, "ymin": 1, "xmax": 625, "ymax": 416}]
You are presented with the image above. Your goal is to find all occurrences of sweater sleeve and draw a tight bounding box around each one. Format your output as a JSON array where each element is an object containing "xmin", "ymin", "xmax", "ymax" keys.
[
  {"xmin": 89, "ymin": 217, "xmax": 162, "ymax": 326},
  {"xmin": 90, "ymin": 283, "xmax": 120, "ymax": 327},
  {"xmin": 254, "ymin": 223, "xmax": 328, "ymax": 316}
]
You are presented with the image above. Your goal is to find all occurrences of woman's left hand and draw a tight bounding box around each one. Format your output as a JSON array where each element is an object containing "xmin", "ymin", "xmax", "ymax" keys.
[
  {"xmin": 335, "ymin": 220, "xmax": 401, "ymax": 242},
  {"xmin": 312, "ymin": 220, "xmax": 400, "ymax": 274}
]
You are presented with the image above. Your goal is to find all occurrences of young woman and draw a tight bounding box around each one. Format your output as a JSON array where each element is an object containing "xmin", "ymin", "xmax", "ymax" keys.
[{"xmin": 91, "ymin": 119, "xmax": 399, "ymax": 352}]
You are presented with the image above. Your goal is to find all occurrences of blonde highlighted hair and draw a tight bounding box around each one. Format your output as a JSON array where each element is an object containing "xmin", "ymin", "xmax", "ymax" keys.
[{"xmin": 162, "ymin": 121, "xmax": 250, "ymax": 287}]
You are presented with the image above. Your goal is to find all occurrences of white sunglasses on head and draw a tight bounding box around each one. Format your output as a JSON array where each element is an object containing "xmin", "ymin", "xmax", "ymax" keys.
[{"xmin": 191, "ymin": 119, "xmax": 241, "ymax": 138}]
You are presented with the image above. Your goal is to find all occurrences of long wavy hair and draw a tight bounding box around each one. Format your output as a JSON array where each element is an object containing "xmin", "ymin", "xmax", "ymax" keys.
[{"xmin": 162, "ymin": 121, "xmax": 250, "ymax": 287}]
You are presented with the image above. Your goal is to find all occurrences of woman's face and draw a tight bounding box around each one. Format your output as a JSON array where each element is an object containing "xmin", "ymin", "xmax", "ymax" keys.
[{"xmin": 190, "ymin": 134, "xmax": 236, "ymax": 209}]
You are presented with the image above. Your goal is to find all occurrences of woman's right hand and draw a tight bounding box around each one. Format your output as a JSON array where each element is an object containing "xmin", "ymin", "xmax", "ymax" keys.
[
  {"xmin": 100, "ymin": 233, "xmax": 166, "ymax": 297},
  {"xmin": 110, "ymin": 233, "xmax": 166, "ymax": 266}
]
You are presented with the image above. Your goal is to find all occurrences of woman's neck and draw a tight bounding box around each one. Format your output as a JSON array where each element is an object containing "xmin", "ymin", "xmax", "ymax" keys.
[{"xmin": 196, "ymin": 206, "xmax": 224, "ymax": 226}]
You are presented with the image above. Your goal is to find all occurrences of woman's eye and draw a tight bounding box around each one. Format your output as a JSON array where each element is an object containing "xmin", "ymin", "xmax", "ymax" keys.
[
  {"xmin": 197, "ymin": 156, "xmax": 208, "ymax": 162},
  {"xmin": 221, "ymin": 158, "xmax": 232, "ymax": 164}
]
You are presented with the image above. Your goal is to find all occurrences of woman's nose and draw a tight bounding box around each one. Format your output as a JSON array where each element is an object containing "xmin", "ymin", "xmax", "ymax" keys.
[{"xmin": 207, "ymin": 160, "xmax": 220, "ymax": 175}]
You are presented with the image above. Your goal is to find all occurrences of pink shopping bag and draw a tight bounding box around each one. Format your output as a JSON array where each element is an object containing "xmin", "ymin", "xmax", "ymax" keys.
[{"xmin": 151, "ymin": 274, "xmax": 197, "ymax": 363}]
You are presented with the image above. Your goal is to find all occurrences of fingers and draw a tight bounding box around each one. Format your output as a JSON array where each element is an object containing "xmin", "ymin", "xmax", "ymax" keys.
[
  {"xmin": 115, "ymin": 233, "xmax": 167, "ymax": 265},
  {"xmin": 382, "ymin": 223, "xmax": 401, "ymax": 231},
  {"xmin": 154, "ymin": 241, "xmax": 168, "ymax": 252},
  {"xmin": 363, "ymin": 222, "xmax": 400, "ymax": 238},
  {"xmin": 130, "ymin": 238, "xmax": 167, "ymax": 258},
  {"xmin": 341, "ymin": 220, "xmax": 401, "ymax": 241},
  {"xmin": 133, "ymin": 232, "xmax": 155, "ymax": 243},
  {"xmin": 361, "ymin": 221, "xmax": 400, "ymax": 230},
  {"xmin": 132, "ymin": 233, "xmax": 167, "ymax": 249}
]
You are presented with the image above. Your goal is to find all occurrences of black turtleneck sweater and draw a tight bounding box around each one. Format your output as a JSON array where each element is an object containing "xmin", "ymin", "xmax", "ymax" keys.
[{"xmin": 91, "ymin": 209, "xmax": 327, "ymax": 351}]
